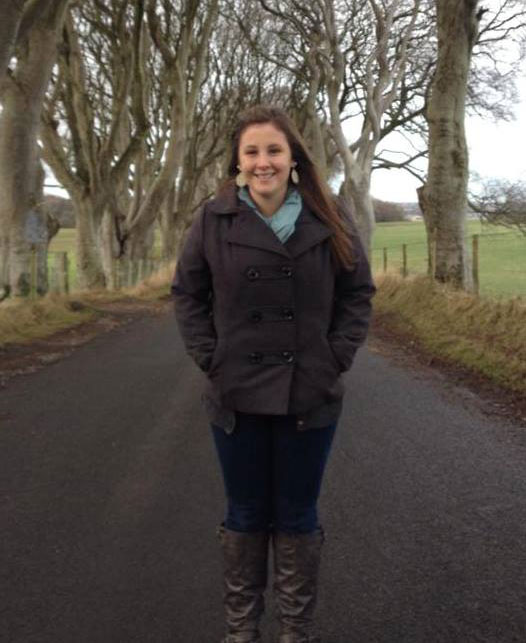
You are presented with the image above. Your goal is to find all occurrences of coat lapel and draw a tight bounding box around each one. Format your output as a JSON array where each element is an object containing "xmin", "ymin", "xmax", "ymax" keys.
[
  {"xmin": 285, "ymin": 208, "xmax": 333, "ymax": 258},
  {"xmin": 211, "ymin": 186, "xmax": 333, "ymax": 259},
  {"xmin": 225, "ymin": 208, "xmax": 291, "ymax": 258}
]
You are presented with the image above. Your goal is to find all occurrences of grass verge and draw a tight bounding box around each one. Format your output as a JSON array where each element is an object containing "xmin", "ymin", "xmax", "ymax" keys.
[
  {"xmin": 0, "ymin": 295, "xmax": 98, "ymax": 346},
  {"xmin": 0, "ymin": 261, "xmax": 175, "ymax": 347},
  {"xmin": 4, "ymin": 263, "xmax": 526, "ymax": 401},
  {"xmin": 373, "ymin": 273, "xmax": 526, "ymax": 395}
]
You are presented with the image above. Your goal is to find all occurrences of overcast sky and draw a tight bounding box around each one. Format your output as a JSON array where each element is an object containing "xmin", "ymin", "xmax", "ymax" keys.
[{"xmin": 371, "ymin": 79, "xmax": 526, "ymax": 204}]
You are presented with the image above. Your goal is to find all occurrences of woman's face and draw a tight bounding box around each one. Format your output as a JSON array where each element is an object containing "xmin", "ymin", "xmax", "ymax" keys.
[{"xmin": 238, "ymin": 122, "xmax": 294, "ymax": 204}]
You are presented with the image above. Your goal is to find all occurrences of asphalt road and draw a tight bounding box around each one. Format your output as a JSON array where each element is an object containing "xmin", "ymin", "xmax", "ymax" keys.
[{"xmin": 1, "ymin": 310, "xmax": 525, "ymax": 643}]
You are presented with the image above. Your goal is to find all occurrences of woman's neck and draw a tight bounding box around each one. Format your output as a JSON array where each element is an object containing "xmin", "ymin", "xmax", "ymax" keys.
[{"xmin": 248, "ymin": 186, "xmax": 288, "ymax": 218}]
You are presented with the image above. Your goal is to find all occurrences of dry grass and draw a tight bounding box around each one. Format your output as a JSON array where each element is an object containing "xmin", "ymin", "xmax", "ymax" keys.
[
  {"xmin": 6, "ymin": 262, "xmax": 525, "ymax": 398},
  {"xmin": 126, "ymin": 261, "xmax": 176, "ymax": 299},
  {"xmin": 0, "ymin": 294, "xmax": 97, "ymax": 346},
  {"xmin": 374, "ymin": 273, "xmax": 526, "ymax": 394},
  {"xmin": 0, "ymin": 261, "xmax": 175, "ymax": 347}
]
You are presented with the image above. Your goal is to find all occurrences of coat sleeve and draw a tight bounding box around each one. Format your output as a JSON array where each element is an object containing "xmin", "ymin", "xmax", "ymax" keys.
[
  {"xmin": 327, "ymin": 200, "xmax": 376, "ymax": 373},
  {"xmin": 171, "ymin": 206, "xmax": 217, "ymax": 373}
]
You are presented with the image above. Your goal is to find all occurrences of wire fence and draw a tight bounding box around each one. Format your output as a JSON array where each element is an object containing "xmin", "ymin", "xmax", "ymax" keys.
[
  {"xmin": 23, "ymin": 230, "xmax": 526, "ymax": 300},
  {"xmin": 371, "ymin": 231, "xmax": 526, "ymax": 298},
  {"xmin": 26, "ymin": 250, "xmax": 169, "ymax": 298}
]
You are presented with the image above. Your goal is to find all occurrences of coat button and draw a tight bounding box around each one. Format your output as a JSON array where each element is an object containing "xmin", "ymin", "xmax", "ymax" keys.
[
  {"xmin": 249, "ymin": 351, "xmax": 263, "ymax": 364},
  {"xmin": 281, "ymin": 266, "xmax": 293, "ymax": 277},
  {"xmin": 281, "ymin": 351, "xmax": 294, "ymax": 363},
  {"xmin": 249, "ymin": 310, "xmax": 263, "ymax": 323},
  {"xmin": 246, "ymin": 267, "xmax": 260, "ymax": 280},
  {"xmin": 282, "ymin": 308, "xmax": 294, "ymax": 320}
]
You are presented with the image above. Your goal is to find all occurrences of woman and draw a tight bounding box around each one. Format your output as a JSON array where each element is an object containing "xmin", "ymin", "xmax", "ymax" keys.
[{"xmin": 172, "ymin": 105, "xmax": 375, "ymax": 643}]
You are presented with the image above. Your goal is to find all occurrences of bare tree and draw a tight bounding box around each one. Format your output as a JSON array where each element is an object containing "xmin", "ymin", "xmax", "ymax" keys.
[
  {"xmin": 374, "ymin": 0, "xmax": 526, "ymax": 187},
  {"xmin": 122, "ymin": 0, "xmax": 219, "ymax": 256},
  {"xmin": 326, "ymin": 0, "xmax": 422, "ymax": 250},
  {"xmin": 229, "ymin": 0, "xmax": 332, "ymax": 173},
  {"xmin": 0, "ymin": 0, "xmax": 70, "ymax": 297},
  {"xmin": 0, "ymin": 0, "xmax": 60, "ymax": 83},
  {"xmin": 468, "ymin": 0, "xmax": 526, "ymax": 121},
  {"xmin": 470, "ymin": 177, "xmax": 526, "ymax": 235},
  {"xmin": 160, "ymin": 4, "xmax": 296, "ymax": 258},
  {"xmin": 242, "ymin": 0, "xmax": 424, "ymax": 251},
  {"xmin": 416, "ymin": 1, "xmax": 481, "ymax": 288},
  {"xmin": 0, "ymin": 0, "xmax": 24, "ymax": 78},
  {"xmin": 41, "ymin": 0, "xmax": 149, "ymax": 289},
  {"xmin": 416, "ymin": 0, "xmax": 526, "ymax": 288}
]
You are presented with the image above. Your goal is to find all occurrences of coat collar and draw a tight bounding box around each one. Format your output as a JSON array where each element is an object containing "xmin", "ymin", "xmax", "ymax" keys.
[{"xmin": 208, "ymin": 185, "xmax": 333, "ymax": 259}]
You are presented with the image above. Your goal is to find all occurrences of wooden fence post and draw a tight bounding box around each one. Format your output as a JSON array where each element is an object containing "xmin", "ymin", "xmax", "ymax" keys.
[
  {"xmin": 472, "ymin": 234, "xmax": 479, "ymax": 295},
  {"xmin": 383, "ymin": 247, "xmax": 388, "ymax": 272},
  {"xmin": 57, "ymin": 252, "xmax": 70, "ymax": 294},
  {"xmin": 111, "ymin": 262, "xmax": 117, "ymax": 291},
  {"xmin": 127, "ymin": 259, "xmax": 134, "ymax": 287},
  {"xmin": 402, "ymin": 244, "xmax": 408, "ymax": 277}
]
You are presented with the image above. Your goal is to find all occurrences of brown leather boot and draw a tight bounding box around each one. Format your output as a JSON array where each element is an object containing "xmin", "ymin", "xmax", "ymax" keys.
[
  {"xmin": 272, "ymin": 527, "xmax": 325, "ymax": 643},
  {"xmin": 217, "ymin": 523, "xmax": 270, "ymax": 643}
]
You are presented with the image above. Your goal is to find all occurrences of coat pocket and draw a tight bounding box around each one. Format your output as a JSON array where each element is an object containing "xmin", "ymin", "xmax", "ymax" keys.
[
  {"xmin": 207, "ymin": 338, "xmax": 226, "ymax": 378},
  {"xmin": 324, "ymin": 337, "xmax": 343, "ymax": 374}
]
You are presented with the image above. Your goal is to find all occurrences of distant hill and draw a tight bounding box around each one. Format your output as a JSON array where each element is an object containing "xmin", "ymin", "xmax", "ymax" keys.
[
  {"xmin": 373, "ymin": 198, "xmax": 408, "ymax": 222},
  {"xmin": 397, "ymin": 202, "xmax": 423, "ymax": 220},
  {"xmin": 394, "ymin": 202, "xmax": 478, "ymax": 221}
]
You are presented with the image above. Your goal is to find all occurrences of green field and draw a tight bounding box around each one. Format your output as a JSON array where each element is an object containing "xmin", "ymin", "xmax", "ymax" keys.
[
  {"xmin": 371, "ymin": 220, "xmax": 525, "ymax": 298},
  {"xmin": 47, "ymin": 230, "xmax": 163, "ymax": 292},
  {"xmin": 49, "ymin": 221, "xmax": 525, "ymax": 298},
  {"xmin": 47, "ymin": 230, "xmax": 79, "ymax": 291}
]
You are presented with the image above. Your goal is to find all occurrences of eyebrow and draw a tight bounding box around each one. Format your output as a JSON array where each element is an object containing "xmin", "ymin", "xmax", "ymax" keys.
[{"xmin": 242, "ymin": 143, "xmax": 284, "ymax": 149}]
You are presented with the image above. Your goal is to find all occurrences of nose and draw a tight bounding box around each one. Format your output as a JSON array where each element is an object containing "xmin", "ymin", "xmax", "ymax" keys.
[{"xmin": 254, "ymin": 153, "xmax": 271, "ymax": 167}]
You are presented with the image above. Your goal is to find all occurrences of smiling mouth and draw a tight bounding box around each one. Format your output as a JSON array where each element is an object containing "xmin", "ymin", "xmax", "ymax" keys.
[{"xmin": 253, "ymin": 172, "xmax": 276, "ymax": 179}]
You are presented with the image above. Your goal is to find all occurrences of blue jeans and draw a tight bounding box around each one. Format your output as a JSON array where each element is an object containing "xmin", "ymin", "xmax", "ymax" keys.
[{"xmin": 211, "ymin": 413, "xmax": 337, "ymax": 534}]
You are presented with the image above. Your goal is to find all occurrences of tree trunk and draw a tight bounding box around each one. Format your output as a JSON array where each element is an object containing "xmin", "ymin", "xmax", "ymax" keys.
[
  {"xmin": 302, "ymin": 65, "xmax": 327, "ymax": 177},
  {"xmin": 99, "ymin": 208, "xmax": 117, "ymax": 289},
  {"xmin": 331, "ymin": 109, "xmax": 376, "ymax": 252},
  {"xmin": 161, "ymin": 224, "xmax": 180, "ymax": 262},
  {"xmin": 159, "ymin": 182, "xmax": 178, "ymax": 261},
  {"xmin": 0, "ymin": 0, "xmax": 24, "ymax": 79},
  {"xmin": 339, "ymin": 173, "xmax": 376, "ymax": 254},
  {"xmin": 0, "ymin": 0, "xmax": 69, "ymax": 297},
  {"xmin": 14, "ymin": 161, "xmax": 49, "ymax": 295},
  {"xmin": 125, "ymin": 0, "xmax": 219, "ymax": 252},
  {"xmin": 125, "ymin": 98, "xmax": 186, "ymax": 250},
  {"xmin": 74, "ymin": 196, "xmax": 105, "ymax": 290},
  {"xmin": 419, "ymin": 0, "xmax": 480, "ymax": 288}
]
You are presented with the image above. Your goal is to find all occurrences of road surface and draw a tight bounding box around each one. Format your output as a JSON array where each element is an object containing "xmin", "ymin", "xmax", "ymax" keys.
[{"xmin": 1, "ymin": 310, "xmax": 525, "ymax": 642}]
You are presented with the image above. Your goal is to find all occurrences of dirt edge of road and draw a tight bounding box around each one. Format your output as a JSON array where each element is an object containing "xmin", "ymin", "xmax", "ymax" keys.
[
  {"xmin": 371, "ymin": 315, "xmax": 526, "ymax": 427},
  {"xmin": 0, "ymin": 296, "xmax": 172, "ymax": 389}
]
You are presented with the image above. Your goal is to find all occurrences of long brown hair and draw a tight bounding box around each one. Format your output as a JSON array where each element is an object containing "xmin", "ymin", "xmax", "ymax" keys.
[{"xmin": 223, "ymin": 105, "xmax": 354, "ymax": 270}]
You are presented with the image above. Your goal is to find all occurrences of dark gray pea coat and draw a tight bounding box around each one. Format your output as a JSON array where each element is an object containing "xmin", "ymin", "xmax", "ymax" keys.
[{"xmin": 171, "ymin": 185, "xmax": 375, "ymax": 418}]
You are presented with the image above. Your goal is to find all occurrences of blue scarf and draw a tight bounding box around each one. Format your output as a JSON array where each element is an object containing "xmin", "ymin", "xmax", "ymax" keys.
[{"xmin": 238, "ymin": 187, "xmax": 302, "ymax": 243}]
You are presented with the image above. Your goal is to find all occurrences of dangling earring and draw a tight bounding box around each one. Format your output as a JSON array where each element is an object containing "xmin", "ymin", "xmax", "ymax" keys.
[
  {"xmin": 291, "ymin": 163, "xmax": 299, "ymax": 185},
  {"xmin": 235, "ymin": 165, "xmax": 248, "ymax": 188},
  {"xmin": 236, "ymin": 172, "xmax": 248, "ymax": 188}
]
